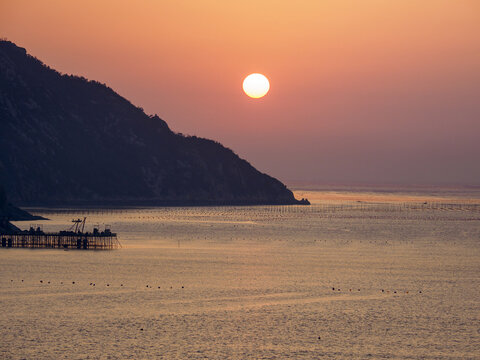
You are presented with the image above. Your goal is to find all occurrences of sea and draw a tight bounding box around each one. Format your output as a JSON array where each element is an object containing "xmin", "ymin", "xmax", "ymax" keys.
[{"xmin": 1, "ymin": 186, "xmax": 479, "ymax": 359}]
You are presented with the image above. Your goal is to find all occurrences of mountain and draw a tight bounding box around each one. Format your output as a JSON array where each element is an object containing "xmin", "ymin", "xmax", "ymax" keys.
[
  {"xmin": 0, "ymin": 40, "xmax": 308, "ymax": 206},
  {"xmin": 0, "ymin": 184, "xmax": 43, "ymax": 233}
]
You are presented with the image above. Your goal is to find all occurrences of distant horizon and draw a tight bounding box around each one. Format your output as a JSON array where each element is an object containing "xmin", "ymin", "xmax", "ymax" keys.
[
  {"xmin": 286, "ymin": 181, "xmax": 480, "ymax": 190},
  {"xmin": 287, "ymin": 182, "xmax": 480, "ymax": 202}
]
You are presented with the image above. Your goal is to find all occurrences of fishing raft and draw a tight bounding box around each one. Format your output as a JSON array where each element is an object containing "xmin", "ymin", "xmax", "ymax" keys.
[{"xmin": 0, "ymin": 217, "xmax": 120, "ymax": 250}]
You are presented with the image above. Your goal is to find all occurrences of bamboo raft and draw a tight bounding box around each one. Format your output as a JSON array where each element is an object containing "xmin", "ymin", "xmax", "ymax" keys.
[{"xmin": 0, "ymin": 218, "xmax": 120, "ymax": 250}]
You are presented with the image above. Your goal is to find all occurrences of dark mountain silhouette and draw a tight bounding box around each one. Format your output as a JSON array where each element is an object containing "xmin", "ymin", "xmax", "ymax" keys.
[
  {"xmin": 0, "ymin": 184, "xmax": 43, "ymax": 233},
  {"xmin": 0, "ymin": 40, "xmax": 308, "ymax": 206}
]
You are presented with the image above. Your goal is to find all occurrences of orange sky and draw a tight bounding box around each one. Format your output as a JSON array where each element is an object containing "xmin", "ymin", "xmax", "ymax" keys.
[{"xmin": 1, "ymin": 1, "xmax": 479, "ymax": 185}]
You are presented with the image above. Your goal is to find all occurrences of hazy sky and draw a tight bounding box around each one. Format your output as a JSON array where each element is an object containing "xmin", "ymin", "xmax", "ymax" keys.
[{"xmin": 1, "ymin": 1, "xmax": 479, "ymax": 185}]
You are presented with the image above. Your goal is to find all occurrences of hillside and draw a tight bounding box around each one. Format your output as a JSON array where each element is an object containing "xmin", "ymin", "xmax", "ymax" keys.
[
  {"xmin": 0, "ymin": 40, "xmax": 308, "ymax": 206},
  {"xmin": 0, "ymin": 184, "xmax": 43, "ymax": 233}
]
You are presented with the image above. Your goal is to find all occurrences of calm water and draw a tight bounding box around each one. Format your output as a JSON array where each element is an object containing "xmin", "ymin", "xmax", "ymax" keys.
[{"xmin": 1, "ymin": 189, "xmax": 479, "ymax": 359}]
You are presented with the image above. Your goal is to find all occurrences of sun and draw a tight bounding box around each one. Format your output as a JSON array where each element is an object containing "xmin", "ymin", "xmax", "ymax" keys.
[{"xmin": 243, "ymin": 73, "xmax": 270, "ymax": 98}]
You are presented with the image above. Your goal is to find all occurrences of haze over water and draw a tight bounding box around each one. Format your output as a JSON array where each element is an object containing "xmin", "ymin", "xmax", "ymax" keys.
[{"xmin": 0, "ymin": 187, "xmax": 478, "ymax": 359}]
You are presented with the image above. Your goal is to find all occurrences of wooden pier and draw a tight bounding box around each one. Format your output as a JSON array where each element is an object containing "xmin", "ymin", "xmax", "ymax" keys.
[
  {"xmin": 0, "ymin": 218, "xmax": 120, "ymax": 250},
  {"xmin": 0, "ymin": 232, "xmax": 120, "ymax": 250}
]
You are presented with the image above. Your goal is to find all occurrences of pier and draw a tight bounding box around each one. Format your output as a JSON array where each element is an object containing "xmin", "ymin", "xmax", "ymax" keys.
[{"xmin": 0, "ymin": 218, "xmax": 120, "ymax": 250}]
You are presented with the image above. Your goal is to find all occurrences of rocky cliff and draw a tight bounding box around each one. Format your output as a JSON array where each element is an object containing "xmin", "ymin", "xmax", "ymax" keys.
[{"xmin": 0, "ymin": 40, "xmax": 308, "ymax": 206}]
